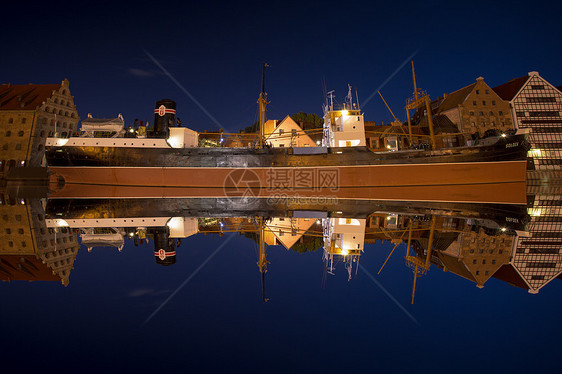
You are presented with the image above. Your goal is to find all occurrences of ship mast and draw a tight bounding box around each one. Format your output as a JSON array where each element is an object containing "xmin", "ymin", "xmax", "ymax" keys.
[
  {"xmin": 257, "ymin": 63, "xmax": 269, "ymax": 148},
  {"xmin": 257, "ymin": 216, "xmax": 270, "ymax": 302}
]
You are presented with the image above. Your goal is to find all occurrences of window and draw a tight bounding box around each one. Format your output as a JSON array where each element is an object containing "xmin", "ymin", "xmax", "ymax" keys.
[
  {"xmin": 492, "ymin": 260, "xmax": 496, "ymax": 264},
  {"xmin": 489, "ymin": 111, "xmax": 494, "ymax": 115},
  {"xmin": 18, "ymin": 131, "xmax": 24, "ymax": 137},
  {"xmin": 476, "ymin": 271, "xmax": 480, "ymax": 275},
  {"xmin": 8, "ymin": 241, "xmax": 13, "ymax": 247},
  {"xmin": 516, "ymin": 112, "xmax": 525, "ymax": 117},
  {"xmin": 473, "ymin": 101, "xmax": 477, "ymax": 106},
  {"xmin": 485, "ymin": 90, "xmax": 489, "ymax": 94},
  {"xmin": 492, "ymin": 100, "xmax": 496, "ymax": 105},
  {"xmin": 5, "ymin": 228, "xmax": 10, "ymax": 234},
  {"xmin": 527, "ymin": 97, "xmax": 556, "ymax": 103},
  {"xmin": 8, "ymin": 118, "xmax": 13, "ymax": 124},
  {"xmin": 469, "ymin": 111, "xmax": 474, "ymax": 115},
  {"xmin": 531, "ymin": 85, "xmax": 544, "ymax": 90},
  {"xmin": 529, "ymin": 111, "xmax": 559, "ymax": 117},
  {"xmin": 482, "ymin": 101, "xmax": 486, "ymax": 105},
  {"xmin": 479, "ymin": 111, "xmax": 484, "ymax": 116},
  {"xmin": 499, "ymin": 111, "xmax": 503, "ymax": 116},
  {"xmin": 15, "ymin": 144, "xmax": 21, "ymax": 150},
  {"xmin": 482, "ymin": 259, "xmax": 486, "ymax": 264},
  {"xmin": 18, "ymin": 228, "xmax": 23, "ymax": 234},
  {"xmin": 476, "ymin": 90, "xmax": 480, "ymax": 94},
  {"xmin": 473, "ymin": 259, "xmax": 477, "ymax": 264},
  {"xmin": 21, "ymin": 118, "xmax": 26, "ymax": 124}
]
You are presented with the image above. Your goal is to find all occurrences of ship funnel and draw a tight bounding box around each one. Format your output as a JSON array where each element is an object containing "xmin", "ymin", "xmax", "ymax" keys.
[
  {"xmin": 150, "ymin": 99, "xmax": 176, "ymax": 138},
  {"xmin": 150, "ymin": 227, "xmax": 177, "ymax": 266}
]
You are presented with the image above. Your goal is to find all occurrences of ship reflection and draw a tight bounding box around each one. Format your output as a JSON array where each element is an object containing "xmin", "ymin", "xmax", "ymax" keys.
[{"xmin": 2, "ymin": 175, "xmax": 560, "ymax": 302}]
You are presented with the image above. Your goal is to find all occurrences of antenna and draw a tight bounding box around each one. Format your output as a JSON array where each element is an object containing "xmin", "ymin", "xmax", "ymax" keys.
[
  {"xmin": 355, "ymin": 88, "xmax": 360, "ymax": 111},
  {"xmin": 327, "ymin": 90, "xmax": 335, "ymax": 111}
]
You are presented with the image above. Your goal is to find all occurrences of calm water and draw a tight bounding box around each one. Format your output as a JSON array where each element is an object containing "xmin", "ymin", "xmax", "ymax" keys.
[{"xmin": 1, "ymin": 188, "xmax": 561, "ymax": 374}]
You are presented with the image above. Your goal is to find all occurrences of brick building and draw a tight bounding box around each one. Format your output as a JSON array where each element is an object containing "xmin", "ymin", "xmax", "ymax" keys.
[
  {"xmin": 434, "ymin": 77, "xmax": 513, "ymax": 141},
  {"xmin": 0, "ymin": 197, "xmax": 79, "ymax": 285},
  {"xmin": 0, "ymin": 79, "xmax": 79, "ymax": 175}
]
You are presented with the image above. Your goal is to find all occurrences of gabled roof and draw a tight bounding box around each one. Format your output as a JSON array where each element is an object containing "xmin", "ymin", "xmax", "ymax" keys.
[
  {"xmin": 0, "ymin": 82, "xmax": 61, "ymax": 110},
  {"xmin": 0, "ymin": 255, "xmax": 61, "ymax": 283},
  {"xmin": 492, "ymin": 76, "xmax": 529, "ymax": 101},
  {"xmin": 435, "ymin": 252, "xmax": 476, "ymax": 283},
  {"xmin": 436, "ymin": 82, "xmax": 476, "ymax": 113},
  {"xmin": 491, "ymin": 264, "xmax": 529, "ymax": 290}
]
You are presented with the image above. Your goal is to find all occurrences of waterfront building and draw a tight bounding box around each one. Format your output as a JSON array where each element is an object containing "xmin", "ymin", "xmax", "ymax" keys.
[
  {"xmin": 493, "ymin": 71, "xmax": 562, "ymax": 171},
  {"xmin": 0, "ymin": 198, "xmax": 79, "ymax": 285},
  {"xmin": 433, "ymin": 228, "xmax": 514, "ymax": 288},
  {"xmin": 264, "ymin": 217, "xmax": 316, "ymax": 249},
  {"xmin": 0, "ymin": 79, "xmax": 80, "ymax": 174},
  {"xmin": 434, "ymin": 77, "xmax": 513, "ymax": 142},
  {"xmin": 265, "ymin": 116, "xmax": 316, "ymax": 148}
]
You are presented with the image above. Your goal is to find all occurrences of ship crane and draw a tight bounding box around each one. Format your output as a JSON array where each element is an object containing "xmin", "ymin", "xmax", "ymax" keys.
[
  {"xmin": 405, "ymin": 215, "xmax": 436, "ymax": 304},
  {"xmin": 404, "ymin": 61, "xmax": 436, "ymax": 149}
]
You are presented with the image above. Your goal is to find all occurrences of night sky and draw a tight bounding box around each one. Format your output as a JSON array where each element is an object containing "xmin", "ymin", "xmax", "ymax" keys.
[{"xmin": 2, "ymin": 1, "xmax": 562, "ymax": 373}]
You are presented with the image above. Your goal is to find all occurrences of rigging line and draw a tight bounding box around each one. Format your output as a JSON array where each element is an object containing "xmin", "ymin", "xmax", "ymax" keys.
[
  {"xmin": 143, "ymin": 49, "xmax": 227, "ymax": 131},
  {"xmin": 359, "ymin": 263, "xmax": 420, "ymax": 326},
  {"xmin": 362, "ymin": 49, "xmax": 420, "ymax": 108}
]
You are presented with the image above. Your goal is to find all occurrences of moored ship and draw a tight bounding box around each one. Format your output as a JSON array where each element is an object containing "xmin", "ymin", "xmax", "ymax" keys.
[{"xmin": 45, "ymin": 77, "xmax": 531, "ymax": 199}]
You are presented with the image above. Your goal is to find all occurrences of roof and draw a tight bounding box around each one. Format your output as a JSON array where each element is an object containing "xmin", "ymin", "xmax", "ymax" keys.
[
  {"xmin": 418, "ymin": 114, "xmax": 459, "ymax": 134},
  {"xmin": 436, "ymin": 82, "xmax": 476, "ymax": 113},
  {"xmin": 492, "ymin": 76, "xmax": 529, "ymax": 101},
  {"xmin": 491, "ymin": 264, "xmax": 529, "ymax": 290},
  {"xmin": 435, "ymin": 252, "xmax": 476, "ymax": 283},
  {"xmin": 0, "ymin": 82, "xmax": 61, "ymax": 111},
  {"xmin": 557, "ymin": 85, "xmax": 562, "ymax": 93},
  {"xmin": 0, "ymin": 255, "xmax": 60, "ymax": 283}
]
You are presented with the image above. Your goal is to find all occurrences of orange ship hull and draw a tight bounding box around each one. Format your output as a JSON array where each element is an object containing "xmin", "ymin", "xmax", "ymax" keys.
[{"xmin": 48, "ymin": 160, "xmax": 528, "ymax": 204}]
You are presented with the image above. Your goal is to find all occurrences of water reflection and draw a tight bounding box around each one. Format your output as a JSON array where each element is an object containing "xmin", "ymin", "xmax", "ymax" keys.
[{"xmin": 1, "ymin": 175, "xmax": 560, "ymax": 300}]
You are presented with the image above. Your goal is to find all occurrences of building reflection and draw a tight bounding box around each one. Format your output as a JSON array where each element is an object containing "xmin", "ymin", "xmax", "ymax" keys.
[
  {"xmin": 0, "ymin": 195, "xmax": 79, "ymax": 285},
  {"xmin": 1, "ymin": 178, "xmax": 560, "ymax": 301}
]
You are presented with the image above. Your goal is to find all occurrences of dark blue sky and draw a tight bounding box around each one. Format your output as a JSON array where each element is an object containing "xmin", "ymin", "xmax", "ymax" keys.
[{"xmin": 2, "ymin": 0, "xmax": 561, "ymax": 132}]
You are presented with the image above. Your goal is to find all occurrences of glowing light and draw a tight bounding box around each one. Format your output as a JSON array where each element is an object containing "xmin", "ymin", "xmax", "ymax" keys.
[
  {"xmin": 316, "ymin": 140, "xmax": 321, "ymax": 145},
  {"xmin": 341, "ymin": 249, "xmax": 349, "ymax": 256},
  {"xmin": 341, "ymin": 110, "xmax": 348, "ymax": 116},
  {"xmin": 501, "ymin": 133, "xmax": 507, "ymax": 137},
  {"xmin": 167, "ymin": 217, "xmax": 183, "ymax": 229},
  {"xmin": 529, "ymin": 148, "xmax": 542, "ymax": 157},
  {"xmin": 56, "ymin": 219, "xmax": 69, "ymax": 227},
  {"xmin": 56, "ymin": 138, "xmax": 69, "ymax": 146},
  {"xmin": 501, "ymin": 228, "xmax": 507, "ymax": 232},
  {"xmin": 529, "ymin": 208, "xmax": 542, "ymax": 217}
]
